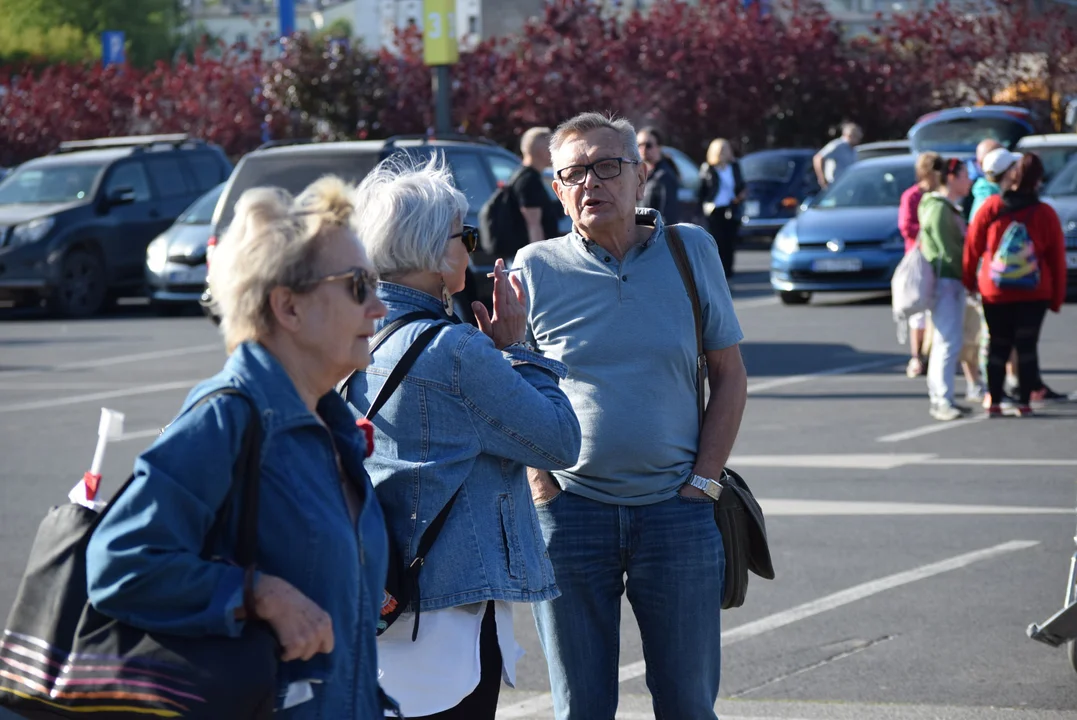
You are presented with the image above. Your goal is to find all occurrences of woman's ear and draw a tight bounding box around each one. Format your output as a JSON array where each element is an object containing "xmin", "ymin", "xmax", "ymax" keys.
[{"xmin": 268, "ymin": 285, "xmax": 303, "ymax": 333}]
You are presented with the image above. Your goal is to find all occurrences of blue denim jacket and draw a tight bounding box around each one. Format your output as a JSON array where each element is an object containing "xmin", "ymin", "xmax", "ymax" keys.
[
  {"xmin": 86, "ymin": 342, "xmax": 389, "ymax": 719},
  {"xmin": 342, "ymin": 283, "xmax": 582, "ymax": 611}
]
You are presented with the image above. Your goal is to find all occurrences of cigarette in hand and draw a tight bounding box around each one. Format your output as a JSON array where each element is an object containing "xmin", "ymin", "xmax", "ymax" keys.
[{"xmin": 486, "ymin": 268, "xmax": 524, "ymax": 278}]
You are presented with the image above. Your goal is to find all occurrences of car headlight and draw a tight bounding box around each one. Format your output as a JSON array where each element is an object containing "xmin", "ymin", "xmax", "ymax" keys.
[
  {"xmin": 10, "ymin": 217, "xmax": 55, "ymax": 246},
  {"xmin": 773, "ymin": 224, "xmax": 799, "ymax": 254},
  {"xmin": 881, "ymin": 230, "xmax": 905, "ymax": 251},
  {"xmin": 146, "ymin": 237, "xmax": 169, "ymax": 274}
]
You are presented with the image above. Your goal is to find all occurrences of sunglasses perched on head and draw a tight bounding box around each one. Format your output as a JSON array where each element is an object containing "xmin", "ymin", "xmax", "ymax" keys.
[
  {"xmin": 304, "ymin": 267, "xmax": 379, "ymax": 305},
  {"xmin": 452, "ymin": 225, "xmax": 480, "ymax": 253}
]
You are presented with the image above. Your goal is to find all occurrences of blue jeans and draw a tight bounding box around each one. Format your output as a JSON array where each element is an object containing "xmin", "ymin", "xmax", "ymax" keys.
[{"xmin": 532, "ymin": 490, "xmax": 725, "ymax": 720}]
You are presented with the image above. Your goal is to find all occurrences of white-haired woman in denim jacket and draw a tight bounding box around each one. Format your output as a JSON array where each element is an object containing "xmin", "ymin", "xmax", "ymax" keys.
[{"xmin": 341, "ymin": 156, "xmax": 582, "ymax": 719}]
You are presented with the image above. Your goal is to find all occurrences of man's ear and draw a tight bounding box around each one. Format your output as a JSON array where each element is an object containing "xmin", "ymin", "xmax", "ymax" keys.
[
  {"xmin": 635, "ymin": 163, "xmax": 648, "ymax": 202},
  {"xmin": 268, "ymin": 285, "xmax": 302, "ymax": 334},
  {"xmin": 552, "ymin": 178, "xmax": 568, "ymax": 211}
]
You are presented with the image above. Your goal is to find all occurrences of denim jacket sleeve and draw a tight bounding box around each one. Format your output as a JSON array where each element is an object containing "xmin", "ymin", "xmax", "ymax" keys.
[
  {"xmin": 86, "ymin": 393, "xmax": 252, "ymax": 639},
  {"xmin": 456, "ymin": 330, "xmax": 582, "ymax": 470}
]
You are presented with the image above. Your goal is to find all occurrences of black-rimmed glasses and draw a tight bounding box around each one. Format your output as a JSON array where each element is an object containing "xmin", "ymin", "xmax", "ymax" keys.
[
  {"xmin": 452, "ymin": 225, "xmax": 480, "ymax": 253},
  {"xmin": 303, "ymin": 267, "xmax": 378, "ymax": 305},
  {"xmin": 556, "ymin": 158, "xmax": 640, "ymax": 187}
]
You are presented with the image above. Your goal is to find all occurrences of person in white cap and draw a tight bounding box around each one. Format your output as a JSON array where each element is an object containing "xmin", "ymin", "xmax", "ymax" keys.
[{"xmin": 970, "ymin": 147, "xmax": 1022, "ymax": 223}]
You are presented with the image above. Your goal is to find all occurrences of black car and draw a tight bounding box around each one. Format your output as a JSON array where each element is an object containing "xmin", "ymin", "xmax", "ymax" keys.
[
  {"xmin": 206, "ymin": 135, "xmax": 524, "ymax": 322},
  {"xmin": 738, "ymin": 149, "xmax": 820, "ymax": 239},
  {"xmin": 0, "ymin": 135, "xmax": 232, "ymax": 316},
  {"xmin": 1040, "ymin": 155, "xmax": 1077, "ymax": 295}
]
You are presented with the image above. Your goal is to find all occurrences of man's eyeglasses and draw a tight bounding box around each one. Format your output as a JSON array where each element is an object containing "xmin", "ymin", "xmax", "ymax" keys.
[
  {"xmin": 556, "ymin": 158, "xmax": 640, "ymax": 187},
  {"xmin": 452, "ymin": 225, "xmax": 479, "ymax": 253},
  {"xmin": 304, "ymin": 267, "xmax": 379, "ymax": 305}
]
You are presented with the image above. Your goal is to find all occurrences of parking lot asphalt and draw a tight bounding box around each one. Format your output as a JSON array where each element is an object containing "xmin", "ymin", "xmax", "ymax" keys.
[{"xmin": 1, "ymin": 248, "xmax": 1076, "ymax": 719}]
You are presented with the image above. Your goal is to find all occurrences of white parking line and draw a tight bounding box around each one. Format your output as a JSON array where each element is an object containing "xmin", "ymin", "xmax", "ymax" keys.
[
  {"xmin": 734, "ymin": 296, "xmax": 780, "ymax": 309},
  {"xmin": 495, "ymin": 540, "xmax": 1038, "ymax": 719},
  {"xmin": 0, "ymin": 344, "xmax": 220, "ymax": 379},
  {"xmin": 0, "ymin": 380, "xmax": 200, "ymax": 414},
  {"xmin": 876, "ymin": 416, "xmax": 988, "ymax": 442},
  {"xmin": 747, "ymin": 357, "xmax": 901, "ymax": 395},
  {"xmin": 116, "ymin": 427, "xmax": 166, "ymax": 443},
  {"xmin": 729, "ymin": 453, "xmax": 1077, "ymax": 470}
]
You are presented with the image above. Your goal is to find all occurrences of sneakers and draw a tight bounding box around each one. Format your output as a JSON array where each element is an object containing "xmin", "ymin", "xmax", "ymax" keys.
[
  {"xmin": 985, "ymin": 404, "xmax": 1003, "ymax": 418},
  {"xmin": 906, "ymin": 357, "xmax": 926, "ymax": 378},
  {"xmin": 930, "ymin": 402, "xmax": 964, "ymax": 421},
  {"xmin": 965, "ymin": 383, "xmax": 986, "ymax": 403},
  {"xmin": 1030, "ymin": 385, "xmax": 1068, "ymax": 404}
]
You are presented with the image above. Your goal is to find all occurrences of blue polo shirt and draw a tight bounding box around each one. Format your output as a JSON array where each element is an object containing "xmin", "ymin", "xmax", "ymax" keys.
[{"xmin": 514, "ymin": 209, "xmax": 743, "ymax": 506}]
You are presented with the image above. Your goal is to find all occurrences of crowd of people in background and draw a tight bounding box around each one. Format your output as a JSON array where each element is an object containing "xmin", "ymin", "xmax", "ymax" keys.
[{"xmin": 897, "ymin": 137, "xmax": 1068, "ymax": 421}]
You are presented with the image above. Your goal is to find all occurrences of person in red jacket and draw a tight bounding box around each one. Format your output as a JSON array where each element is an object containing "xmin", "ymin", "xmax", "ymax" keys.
[{"xmin": 964, "ymin": 153, "xmax": 1068, "ymax": 416}]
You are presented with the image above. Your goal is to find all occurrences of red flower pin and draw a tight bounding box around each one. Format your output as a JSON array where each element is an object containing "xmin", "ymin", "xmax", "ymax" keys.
[{"xmin": 355, "ymin": 418, "xmax": 375, "ymax": 458}]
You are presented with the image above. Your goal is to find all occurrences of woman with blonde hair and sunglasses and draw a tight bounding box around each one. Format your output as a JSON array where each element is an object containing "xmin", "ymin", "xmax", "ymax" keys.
[
  {"xmin": 340, "ymin": 156, "xmax": 582, "ymax": 719},
  {"xmin": 698, "ymin": 137, "xmax": 747, "ymax": 276},
  {"xmin": 87, "ymin": 177, "xmax": 394, "ymax": 717}
]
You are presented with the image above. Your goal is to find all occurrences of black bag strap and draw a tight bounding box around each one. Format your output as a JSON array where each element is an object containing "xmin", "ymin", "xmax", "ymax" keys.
[
  {"xmin": 665, "ymin": 225, "xmax": 708, "ymax": 428},
  {"xmin": 89, "ymin": 387, "xmax": 263, "ymax": 615},
  {"xmin": 366, "ymin": 322, "xmax": 445, "ymax": 420},
  {"xmin": 338, "ymin": 310, "xmax": 445, "ymax": 399},
  {"xmin": 405, "ymin": 486, "xmax": 462, "ymax": 641}
]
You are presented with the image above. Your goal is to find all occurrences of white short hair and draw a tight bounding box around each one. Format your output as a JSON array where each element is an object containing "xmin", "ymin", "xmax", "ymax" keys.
[
  {"xmin": 550, "ymin": 112, "xmax": 641, "ymax": 164},
  {"xmin": 207, "ymin": 175, "xmax": 359, "ymax": 353},
  {"xmin": 352, "ymin": 154, "xmax": 468, "ymax": 277}
]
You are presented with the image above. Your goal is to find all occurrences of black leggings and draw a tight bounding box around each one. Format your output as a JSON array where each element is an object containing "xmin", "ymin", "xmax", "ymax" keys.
[
  {"xmin": 707, "ymin": 207, "xmax": 739, "ymax": 277},
  {"xmin": 982, "ymin": 300, "xmax": 1049, "ymax": 405},
  {"xmin": 409, "ymin": 601, "xmax": 502, "ymax": 720}
]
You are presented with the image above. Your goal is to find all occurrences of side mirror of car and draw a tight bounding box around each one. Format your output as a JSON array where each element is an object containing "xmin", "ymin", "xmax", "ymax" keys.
[{"xmin": 106, "ymin": 187, "xmax": 136, "ymax": 207}]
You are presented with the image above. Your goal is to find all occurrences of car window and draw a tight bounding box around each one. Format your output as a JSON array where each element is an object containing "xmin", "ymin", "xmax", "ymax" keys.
[
  {"xmin": 446, "ymin": 152, "xmax": 494, "ymax": 212},
  {"xmin": 741, "ymin": 155, "xmax": 796, "ymax": 184},
  {"xmin": 104, "ymin": 162, "xmax": 152, "ymax": 202},
  {"xmin": 914, "ymin": 118, "xmax": 1028, "ymax": 152},
  {"xmin": 1031, "ymin": 147, "xmax": 1077, "ymax": 183},
  {"xmin": 0, "ymin": 163, "xmax": 104, "ymax": 204},
  {"xmin": 1045, "ymin": 156, "xmax": 1077, "ymax": 197},
  {"xmin": 146, "ymin": 157, "xmax": 193, "ymax": 199},
  {"xmin": 186, "ymin": 154, "xmax": 227, "ymax": 191},
  {"xmin": 487, "ymin": 153, "xmax": 519, "ymax": 187},
  {"xmin": 178, "ymin": 183, "xmax": 225, "ymax": 225},
  {"xmin": 215, "ymin": 151, "xmax": 380, "ymax": 229},
  {"xmin": 815, "ymin": 163, "xmax": 915, "ymax": 208}
]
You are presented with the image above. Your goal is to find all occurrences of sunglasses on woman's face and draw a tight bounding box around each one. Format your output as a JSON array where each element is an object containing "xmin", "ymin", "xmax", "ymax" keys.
[
  {"xmin": 307, "ymin": 267, "xmax": 379, "ymax": 305},
  {"xmin": 452, "ymin": 225, "xmax": 479, "ymax": 253}
]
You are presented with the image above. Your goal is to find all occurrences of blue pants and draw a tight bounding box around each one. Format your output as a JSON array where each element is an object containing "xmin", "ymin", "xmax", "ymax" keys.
[{"xmin": 532, "ymin": 490, "xmax": 725, "ymax": 720}]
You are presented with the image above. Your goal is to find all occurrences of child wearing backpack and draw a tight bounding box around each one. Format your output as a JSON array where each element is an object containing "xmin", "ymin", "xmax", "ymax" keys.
[{"xmin": 964, "ymin": 153, "xmax": 1068, "ymax": 417}]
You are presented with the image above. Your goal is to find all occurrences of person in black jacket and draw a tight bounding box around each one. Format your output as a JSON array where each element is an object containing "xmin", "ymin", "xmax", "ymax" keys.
[
  {"xmin": 637, "ymin": 126, "xmax": 681, "ymax": 224},
  {"xmin": 698, "ymin": 138, "xmax": 746, "ymax": 277}
]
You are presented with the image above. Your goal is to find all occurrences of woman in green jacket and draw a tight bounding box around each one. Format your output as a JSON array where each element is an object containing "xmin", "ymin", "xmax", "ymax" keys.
[{"xmin": 918, "ymin": 157, "xmax": 973, "ymax": 421}]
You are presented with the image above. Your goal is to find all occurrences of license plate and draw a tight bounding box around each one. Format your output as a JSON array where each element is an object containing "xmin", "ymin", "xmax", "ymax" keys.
[
  {"xmin": 169, "ymin": 266, "xmax": 206, "ymax": 284},
  {"xmin": 1067, "ymin": 252, "xmax": 1077, "ymax": 269},
  {"xmin": 743, "ymin": 200, "xmax": 760, "ymax": 217},
  {"xmin": 812, "ymin": 258, "xmax": 862, "ymax": 273}
]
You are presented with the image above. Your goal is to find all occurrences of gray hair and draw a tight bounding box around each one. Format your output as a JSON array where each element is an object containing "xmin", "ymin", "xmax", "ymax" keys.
[
  {"xmin": 207, "ymin": 175, "xmax": 359, "ymax": 354},
  {"xmin": 841, "ymin": 122, "xmax": 862, "ymax": 139},
  {"xmin": 352, "ymin": 154, "xmax": 468, "ymax": 278},
  {"xmin": 520, "ymin": 126, "xmax": 551, "ymax": 155},
  {"xmin": 550, "ymin": 112, "xmax": 642, "ymax": 164}
]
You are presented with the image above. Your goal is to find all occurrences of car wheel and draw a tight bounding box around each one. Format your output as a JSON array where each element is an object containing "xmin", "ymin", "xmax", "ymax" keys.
[
  {"xmin": 52, "ymin": 250, "xmax": 107, "ymax": 318},
  {"xmin": 779, "ymin": 290, "xmax": 812, "ymax": 305}
]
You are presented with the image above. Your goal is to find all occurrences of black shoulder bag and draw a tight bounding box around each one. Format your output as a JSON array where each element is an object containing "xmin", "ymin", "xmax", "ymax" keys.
[
  {"xmin": 665, "ymin": 225, "xmax": 775, "ymax": 610},
  {"xmin": 0, "ymin": 388, "xmax": 280, "ymax": 719},
  {"xmin": 339, "ymin": 311, "xmax": 464, "ymax": 641}
]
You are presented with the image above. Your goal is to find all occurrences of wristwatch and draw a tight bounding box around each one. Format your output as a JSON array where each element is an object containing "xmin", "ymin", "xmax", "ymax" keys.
[{"xmin": 687, "ymin": 473, "xmax": 724, "ymax": 501}]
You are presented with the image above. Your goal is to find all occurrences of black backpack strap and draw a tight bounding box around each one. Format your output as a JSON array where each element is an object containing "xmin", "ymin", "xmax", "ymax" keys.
[
  {"xmin": 338, "ymin": 310, "xmax": 443, "ymax": 398},
  {"xmin": 406, "ymin": 485, "xmax": 463, "ymax": 641},
  {"xmin": 365, "ymin": 322, "xmax": 445, "ymax": 420}
]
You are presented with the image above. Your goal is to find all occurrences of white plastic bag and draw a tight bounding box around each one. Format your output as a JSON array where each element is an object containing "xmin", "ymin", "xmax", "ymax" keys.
[{"xmin": 892, "ymin": 243, "xmax": 936, "ymax": 323}]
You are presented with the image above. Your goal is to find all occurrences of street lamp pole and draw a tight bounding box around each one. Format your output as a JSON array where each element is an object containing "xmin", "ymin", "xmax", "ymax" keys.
[{"xmin": 423, "ymin": 0, "xmax": 458, "ymax": 135}]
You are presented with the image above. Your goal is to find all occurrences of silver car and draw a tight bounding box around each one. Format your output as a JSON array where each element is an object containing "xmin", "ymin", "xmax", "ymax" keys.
[{"xmin": 144, "ymin": 183, "xmax": 224, "ymax": 313}]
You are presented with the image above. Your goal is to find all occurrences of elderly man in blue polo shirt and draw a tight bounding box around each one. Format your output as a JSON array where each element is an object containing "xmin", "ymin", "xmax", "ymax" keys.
[{"xmin": 515, "ymin": 112, "xmax": 748, "ymax": 720}]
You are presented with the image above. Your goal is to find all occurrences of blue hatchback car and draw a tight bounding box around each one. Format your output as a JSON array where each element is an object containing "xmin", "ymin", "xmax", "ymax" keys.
[{"xmin": 770, "ymin": 154, "xmax": 916, "ymax": 304}]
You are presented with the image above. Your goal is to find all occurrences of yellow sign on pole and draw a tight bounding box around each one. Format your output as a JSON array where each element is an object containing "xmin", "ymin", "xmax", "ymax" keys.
[{"xmin": 423, "ymin": 0, "xmax": 459, "ymax": 67}]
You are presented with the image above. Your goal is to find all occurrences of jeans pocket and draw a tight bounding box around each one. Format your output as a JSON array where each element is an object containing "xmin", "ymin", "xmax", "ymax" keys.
[
  {"xmin": 533, "ymin": 488, "xmax": 565, "ymax": 510},
  {"xmin": 675, "ymin": 493, "xmax": 715, "ymax": 505},
  {"xmin": 500, "ymin": 494, "xmax": 524, "ymax": 580}
]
